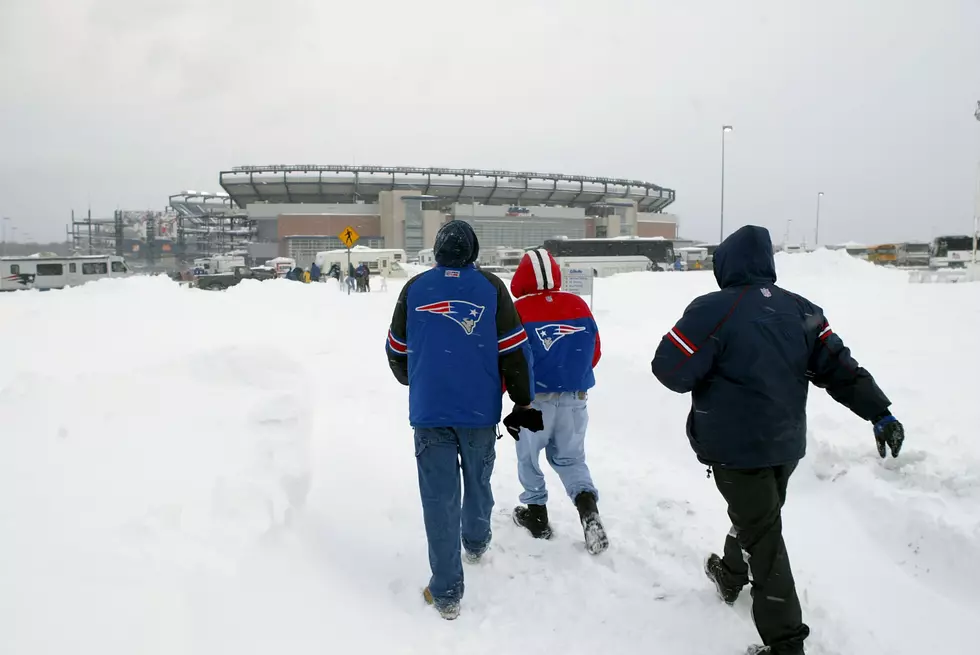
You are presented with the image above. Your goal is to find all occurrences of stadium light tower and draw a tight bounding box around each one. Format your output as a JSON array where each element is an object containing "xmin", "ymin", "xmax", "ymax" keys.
[
  {"xmin": 720, "ymin": 125, "xmax": 734, "ymax": 243},
  {"xmin": 814, "ymin": 191, "xmax": 825, "ymax": 247}
]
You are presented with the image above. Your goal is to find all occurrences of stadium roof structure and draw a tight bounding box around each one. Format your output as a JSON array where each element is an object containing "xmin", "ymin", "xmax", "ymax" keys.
[
  {"xmin": 168, "ymin": 192, "xmax": 235, "ymax": 217},
  {"xmin": 219, "ymin": 165, "xmax": 676, "ymax": 213}
]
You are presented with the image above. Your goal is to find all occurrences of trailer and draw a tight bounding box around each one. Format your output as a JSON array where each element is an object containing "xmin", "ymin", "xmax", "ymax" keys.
[
  {"xmin": 1, "ymin": 254, "xmax": 133, "ymax": 291},
  {"xmin": 313, "ymin": 246, "xmax": 408, "ymax": 278}
]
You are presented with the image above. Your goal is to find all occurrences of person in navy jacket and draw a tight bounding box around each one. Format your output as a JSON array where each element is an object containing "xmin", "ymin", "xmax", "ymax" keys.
[
  {"xmin": 385, "ymin": 220, "xmax": 542, "ymax": 620},
  {"xmin": 507, "ymin": 248, "xmax": 608, "ymax": 555},
  {"xmin": 652, "ymin": 225, "xmax": 906, "ymax": 655}
]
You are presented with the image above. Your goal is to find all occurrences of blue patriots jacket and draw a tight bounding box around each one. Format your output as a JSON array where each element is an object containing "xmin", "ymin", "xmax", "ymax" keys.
[
  {"xmin": 386, "ymin": 221, "xmax": 534, "ymax": 428},
  {"xmin": 651, "ymin": 225, "xmax": 892, "ymax": 469},
  {"xmin": 511, "ymin": 249, "xmax": 601, "ymax": 393}
]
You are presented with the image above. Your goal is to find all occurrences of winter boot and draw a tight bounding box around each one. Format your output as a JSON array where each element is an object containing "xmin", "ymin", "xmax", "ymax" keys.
[
  {"xmin": 422, "ymin": 587, "xmax": 460, "ymax": 620},
  {"xmin": 574, "ymin": 491, "xmax": 609, "ymax": 555},
  {"xmin": 513, "ymin": 504, "xmax": 553, "ymax": 539},
  {"xmin": 744, "ymin": 646, "xmax": 805, "ymax": 655},
  {"xmin": 463, "ymin": 544, "xmax": 488, "ymax": 564},
  {"xmin": 705, "ymin": 553, "xmax": 742, "ymax": 605}
]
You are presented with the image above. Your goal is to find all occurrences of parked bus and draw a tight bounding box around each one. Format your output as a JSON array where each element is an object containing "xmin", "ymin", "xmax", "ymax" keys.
[
  {"xmin": 540, "ymin": 237, "xmax": 674, "ymax": 276},
  {"xmin": 1, "ymin": 254, "xmax": 132, "ymax": 291},
  {"xmin": 930, "ymin": 235, "xmax": 978, "ymax": 269}
]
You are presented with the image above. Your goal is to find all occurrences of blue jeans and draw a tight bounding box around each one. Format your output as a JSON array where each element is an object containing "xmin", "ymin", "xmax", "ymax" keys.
[
  {"xmin": 515, "ymin": 392, "xmax": 598, "ymax": 506},
  {"xmin": 414, "ymin": 426, "xmax": 496, "ymax": 608}
]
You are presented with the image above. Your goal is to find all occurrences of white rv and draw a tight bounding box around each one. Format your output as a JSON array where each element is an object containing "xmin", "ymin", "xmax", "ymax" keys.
[
  {"xmin": 1, "ymin": 254, "xmax": 133, "ymax": 291},
  {"xmin": 314, "ymin": 246, "xmax": 408, "ymax": 278},
  {"xmin": 418, "ymin": 248, "xmax": 436, "ymax": 267}
]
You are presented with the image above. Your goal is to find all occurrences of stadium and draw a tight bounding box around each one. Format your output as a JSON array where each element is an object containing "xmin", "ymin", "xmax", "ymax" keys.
[{"xmin": 171, "ymin": 165, "xmax": 678, "ymax": 267}]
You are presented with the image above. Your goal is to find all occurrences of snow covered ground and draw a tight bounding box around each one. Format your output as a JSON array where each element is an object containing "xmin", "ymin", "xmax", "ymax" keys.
[{"xmin": 1, "ymin": 251, "xmax": 977, "ymax": 655}]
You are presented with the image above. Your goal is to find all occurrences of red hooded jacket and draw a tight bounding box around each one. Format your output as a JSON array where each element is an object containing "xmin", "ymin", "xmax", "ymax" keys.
[{"xmin": 509, "ymin": 249, "xmax": 601, "ymax": 393}]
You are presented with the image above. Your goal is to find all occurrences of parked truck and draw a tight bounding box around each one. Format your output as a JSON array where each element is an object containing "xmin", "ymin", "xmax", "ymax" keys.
[{"xmin": 195, "ymin": 266, "xmax": 275, "ymax": 290}]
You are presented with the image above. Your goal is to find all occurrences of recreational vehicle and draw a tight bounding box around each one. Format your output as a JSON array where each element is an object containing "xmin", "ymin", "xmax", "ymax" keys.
[
  {"xmin": 1, "ymin": 254, "xmax": 132, "ymax": 291},
  {"xmin": 314, "ymin": 246, "xmax": 408, "ymax": 278}
]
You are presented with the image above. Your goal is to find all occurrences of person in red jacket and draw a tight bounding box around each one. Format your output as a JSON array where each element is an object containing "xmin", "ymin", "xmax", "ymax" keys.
[{"xmin": 505, "ymin": 248, "xmax": 608, "ymax": 554}]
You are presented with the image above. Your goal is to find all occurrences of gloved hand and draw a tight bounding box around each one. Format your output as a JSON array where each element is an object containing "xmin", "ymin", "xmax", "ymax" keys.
[
  {"xmin": 873, "ymin": 414, "xmax": 905, "ymax": 458},
  {"xmin": 502, "ymin": 406, "xmax": 544, "ymax": 441}
]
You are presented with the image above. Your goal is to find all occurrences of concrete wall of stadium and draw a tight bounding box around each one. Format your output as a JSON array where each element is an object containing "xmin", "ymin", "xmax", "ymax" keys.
[{"xmin": 243, "ymin": 192, "xmax": 678, "ymax": 266}]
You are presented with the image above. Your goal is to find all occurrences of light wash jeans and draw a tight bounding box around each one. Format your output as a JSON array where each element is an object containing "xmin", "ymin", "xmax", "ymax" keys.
[
  {"xmin": 515, "ymin": 391, "xmax": 598, "ymax": 506},
  {"xmin": 414, "ymin": 426, "xmax": 496, "ymax": 609}
]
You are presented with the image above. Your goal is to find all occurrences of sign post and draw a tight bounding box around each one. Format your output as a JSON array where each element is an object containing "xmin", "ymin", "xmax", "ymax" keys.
[
  {"xmin": 338, "ymin": 225, "xmax": 360, "ymax": 295},
  {"xmin": 562, "ymin": 267, "xmax": 595, "ymax": 310}
]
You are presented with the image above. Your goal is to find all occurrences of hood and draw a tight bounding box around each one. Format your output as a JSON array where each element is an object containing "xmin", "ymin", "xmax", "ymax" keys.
[
  {"xmin": 434, "ymin": 220, "xmax": 480, "ymax": 268},
  {"xmin": 511, "ymin": 248, "xmax": 562, "ymax": 297},
  {"xmin": 713, "ymin": 225, "xmax": 777, "ymax": 288}
]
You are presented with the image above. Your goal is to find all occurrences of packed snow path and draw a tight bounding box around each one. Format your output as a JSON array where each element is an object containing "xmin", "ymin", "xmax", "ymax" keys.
[{"xmin": 1, "ymin": 251, "xmax": 977, "ymax": 655}]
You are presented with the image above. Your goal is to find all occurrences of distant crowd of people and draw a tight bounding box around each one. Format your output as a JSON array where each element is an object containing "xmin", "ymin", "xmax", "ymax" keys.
[{"xmin": 281, "ymin": 261, "xmax": 385, "ymax": 291}]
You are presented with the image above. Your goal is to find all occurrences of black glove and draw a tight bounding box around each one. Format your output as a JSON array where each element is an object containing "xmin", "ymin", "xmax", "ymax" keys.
[
  {"xmin": 872, "ymin": 414, "xmax": 905, "ymax": 458},
  {"xmin": 502, "ymin": 406, "xmax": 544, "ymax": 441}
]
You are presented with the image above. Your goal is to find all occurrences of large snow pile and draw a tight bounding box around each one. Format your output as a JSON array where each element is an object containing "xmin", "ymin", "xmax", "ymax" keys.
[{"xmin": 0, "ymin": 263, "xmax": 977, "ymax": 655}]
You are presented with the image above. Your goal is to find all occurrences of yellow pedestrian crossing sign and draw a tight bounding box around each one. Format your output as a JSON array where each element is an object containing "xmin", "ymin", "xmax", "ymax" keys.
[{"xmin": 339, "ymin": 226, "xmax": 360, "ymax": 249}]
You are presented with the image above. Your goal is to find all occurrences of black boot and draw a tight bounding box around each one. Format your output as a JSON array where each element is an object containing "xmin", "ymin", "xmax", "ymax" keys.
[
  {"xmin": 744, "ymin": 645, "xmax": 805, "ymax": 655},
  {"xmin": 705, "ymin": 553, "xmax": 742, "ymax": 604},
  {"xmin": 513, "ymin": 504, "xmax": 553, "ymax": 539},
  {"xmin": 574, "ymin": 491, "xmax": 609, "ymax": 555}
]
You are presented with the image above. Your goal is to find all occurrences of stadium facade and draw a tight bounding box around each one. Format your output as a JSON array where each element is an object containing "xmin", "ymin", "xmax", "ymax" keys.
[{"xmin": 173, "ymin": 165, "xmax": 678, "ymax": 267}]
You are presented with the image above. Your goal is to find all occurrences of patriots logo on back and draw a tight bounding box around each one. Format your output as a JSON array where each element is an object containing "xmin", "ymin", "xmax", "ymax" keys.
[
  {"xmin": 416, "ymin": 300, "xmax": 486, "ymax": 335},
  {"xmin": 535, "ymin": 323, "xmax": 586, "ymax": 351}
]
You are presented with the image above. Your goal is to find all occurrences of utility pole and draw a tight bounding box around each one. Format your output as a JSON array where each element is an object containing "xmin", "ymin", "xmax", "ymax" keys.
[
  {"xmin": 973, "ymin": 100, "xmax": 979, "ymax": 264},
  {"xmin": 814, "ymin": 191, "xmax": 825, "ymax": 247}
]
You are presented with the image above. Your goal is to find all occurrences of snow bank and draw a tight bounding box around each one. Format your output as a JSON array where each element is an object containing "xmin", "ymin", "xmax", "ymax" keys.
[
  {"xmin": 1, "ymin": 259, "xmax": 977, "ymax": 655},
  {"xmin": 774, "ymin": 247, "xmax": 889, "ymax": 280}
]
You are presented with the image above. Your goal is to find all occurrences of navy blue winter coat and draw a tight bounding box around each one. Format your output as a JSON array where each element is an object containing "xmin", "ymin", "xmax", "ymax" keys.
[
  {"xmin": 386, "ymin": 220, "xmax": 534, "ymax": 428},
  {"xmin": 652, "ymin": 225, "xmax": 891, "ymax": 469}
]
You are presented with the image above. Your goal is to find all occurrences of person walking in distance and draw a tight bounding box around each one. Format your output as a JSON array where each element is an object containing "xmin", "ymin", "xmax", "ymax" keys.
[
  {"xmin": 651, "ymin": 225, "xmax": 906, "ymax": 655},
  {"xmin": 385, "ymin": 220, "xmax": 543, "ymax": 620},
  {"xmin": 507, "ymin": 248, "xmax": 608, "ymax": 554}
]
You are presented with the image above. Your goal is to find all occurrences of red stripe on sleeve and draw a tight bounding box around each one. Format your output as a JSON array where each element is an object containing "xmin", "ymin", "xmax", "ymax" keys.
[
  {"xmin": 388, "ymin": 331, "xmax": 407, "ymax": 354},
  {"xmin": 666, "ymin": 331, "xmax": 693, "ymax": 357},
  {"xmin": 498, "ymin": 330, "xmax": 528, "ymax": 353},
  {"xmin": 672, "ymin": 327, "xmax": 697, "ymax": 352}
]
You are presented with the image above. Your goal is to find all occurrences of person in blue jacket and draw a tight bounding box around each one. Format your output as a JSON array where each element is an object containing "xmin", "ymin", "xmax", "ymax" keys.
[
  {"xmin": 385, "ymin": 220, "xmax": 543, "ymax": 620},
  {"xmin": 651, "ymin": 225, "xmax": 906, "ymax": 655}
]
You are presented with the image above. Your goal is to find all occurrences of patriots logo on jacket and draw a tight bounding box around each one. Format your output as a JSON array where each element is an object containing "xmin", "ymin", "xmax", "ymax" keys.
[
  {"xmin": 535, "ymin": 323, "xmax": 586, "ymax": 351},
  {"xmin": 416, "ymin": 300, "xmax": 486, "ymax": 335}
]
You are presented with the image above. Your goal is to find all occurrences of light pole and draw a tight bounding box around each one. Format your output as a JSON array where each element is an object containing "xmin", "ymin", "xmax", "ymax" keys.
[
  {"xmin": 720, "ymin": 125, "xmax": 733, "ymax": 243},
  {"xmin": 814, "ymin": 191, "xmax": 825, "ymax": 247},
  {"xmin": 1, "ymin": 217, "xmax": 9, "ymax": 257},
  {"xmin": 973, "ymin": 101, "xmax": 979, "ymax": 264}
]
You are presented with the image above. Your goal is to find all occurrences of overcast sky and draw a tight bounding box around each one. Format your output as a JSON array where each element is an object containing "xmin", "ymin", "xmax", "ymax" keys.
[{"xmin": 1, "ymin": 0, "xmax": 978, "ymax": 245}]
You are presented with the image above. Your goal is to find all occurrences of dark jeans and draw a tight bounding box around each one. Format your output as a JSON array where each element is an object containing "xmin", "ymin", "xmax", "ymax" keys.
[
  {"xmin": 713, "ymin": 462, "xmax": 810, "ymax": 654},
  {"xmin": 414, "ymin": 427, "xmax": 496, "ymax": 608}
]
